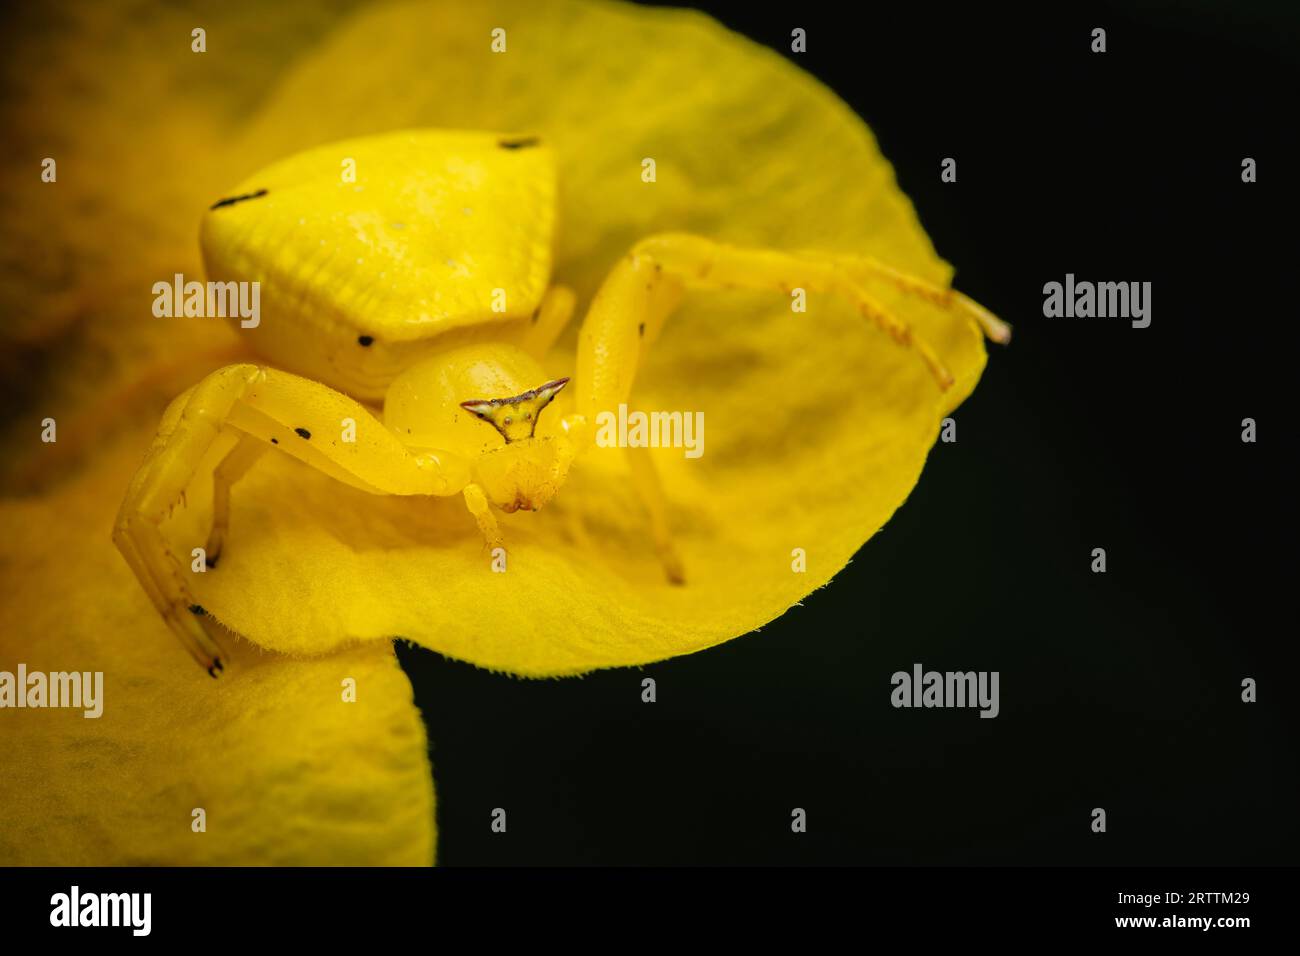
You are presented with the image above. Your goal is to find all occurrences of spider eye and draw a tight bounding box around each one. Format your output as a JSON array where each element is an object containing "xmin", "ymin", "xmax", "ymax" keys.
[
  {"xmin": 524, "ymin": 413, "xmax": 533, "ymax": 421},
  {"xmin": 504, "ymin": 417, "xmax": 513, "ymax": 426}
]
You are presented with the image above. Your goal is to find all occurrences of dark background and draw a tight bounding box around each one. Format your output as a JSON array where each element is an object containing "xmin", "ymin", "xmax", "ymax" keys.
[{"xmin": 398, "ymin": 0, "xmax": 1298, "ymax": 865}]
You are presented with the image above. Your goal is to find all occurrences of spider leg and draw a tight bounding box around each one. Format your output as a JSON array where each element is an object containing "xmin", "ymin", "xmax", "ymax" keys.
[
  {"xmin": 559, "ymin": 232, "xmax": 1008, "ymax": 579},
  {"xmin": 114, "ymin": 363, "xmax": 472, "ymax": 676},
  {"xmin": 114, "ymin": 365, "xmax": 260, "ymax": 676},
  {"xmin": 115, "ymin": 507, "xmax": 230, "ymax": 677},
  {"xmin": 206, "ymin": 434, "xmax": 267, "ymax": 566},
  {"xmin": 626, "ymin": 446, "xmax": 685, "ymax": 585},
  {"xmin": 519, "ymin": 283, "xmax": 576, "ymax": 359},
  {"xmin": 824, "ymin": 252, "xmax": 1012, "ymax": 344},
  {"xmin": 461, "ymin": 483, "xmax": 503, "ymax": 552}
]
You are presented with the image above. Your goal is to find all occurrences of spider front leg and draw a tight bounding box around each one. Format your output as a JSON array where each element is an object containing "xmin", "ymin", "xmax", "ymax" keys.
[
  {"xmin": 567, "ymin": 231, "xmax": 1011, "ymax": 427},
  {"xmin": 626, "ymin": 445, "xmax": 685, "ymax": 585},
  {"xmin": 822, "ymin": 253, "xmax": 1012, "ymax": 345},
  {"xmin": 560, "ymin": 232, "xmax": 1009, "ymax": 582},
  {"xmin": 114, "ymin": 363, "xmax": 471, "ymax": 676},
  {"xmin": 206, "ymin": 434, "xmax": 267, "ymax": 567},
  {"xmin": 114, "ymin": 366, "xmax": 261, "ymax": 676}
]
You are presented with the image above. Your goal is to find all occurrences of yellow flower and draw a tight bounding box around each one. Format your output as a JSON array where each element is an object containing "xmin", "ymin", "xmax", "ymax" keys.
[
  {"xmin": 0, "ymin": 0, "xmax": 996, "ymax": 863},
  {"xmin": 180, "ymin": 0, "xmax": 994, "ymax": 675}
]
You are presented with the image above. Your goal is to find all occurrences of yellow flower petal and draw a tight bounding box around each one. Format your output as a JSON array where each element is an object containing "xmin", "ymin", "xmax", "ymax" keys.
[
  {"xmin": 0, "ymin": 431, "xmax": 435, "ymax": 865},
  {"xmin": 170, "ymin": 0, "xmax": 995, "ymax": 675}
]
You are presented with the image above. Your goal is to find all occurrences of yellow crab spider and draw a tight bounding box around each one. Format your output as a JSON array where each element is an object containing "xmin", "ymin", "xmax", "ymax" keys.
[{"xmin": 113, "ymin": 129, "xmax": 1009, "ymax": 676}]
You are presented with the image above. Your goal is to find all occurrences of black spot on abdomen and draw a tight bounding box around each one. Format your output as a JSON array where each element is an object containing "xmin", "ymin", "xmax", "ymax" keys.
[
  {"xmin": 209, "ymin": 188, "xmax": 268, "ymax": 210},
  {"xmin": 498, "ymin": 136, "xmax": 540, "ymax": 150},
  {"xmin": 357, "ymin": 335, "xmax": 374, "ymax": 347},
  {"xmin": 295, "ymin": 427, "xmax": 312, "ymax": 440}
]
